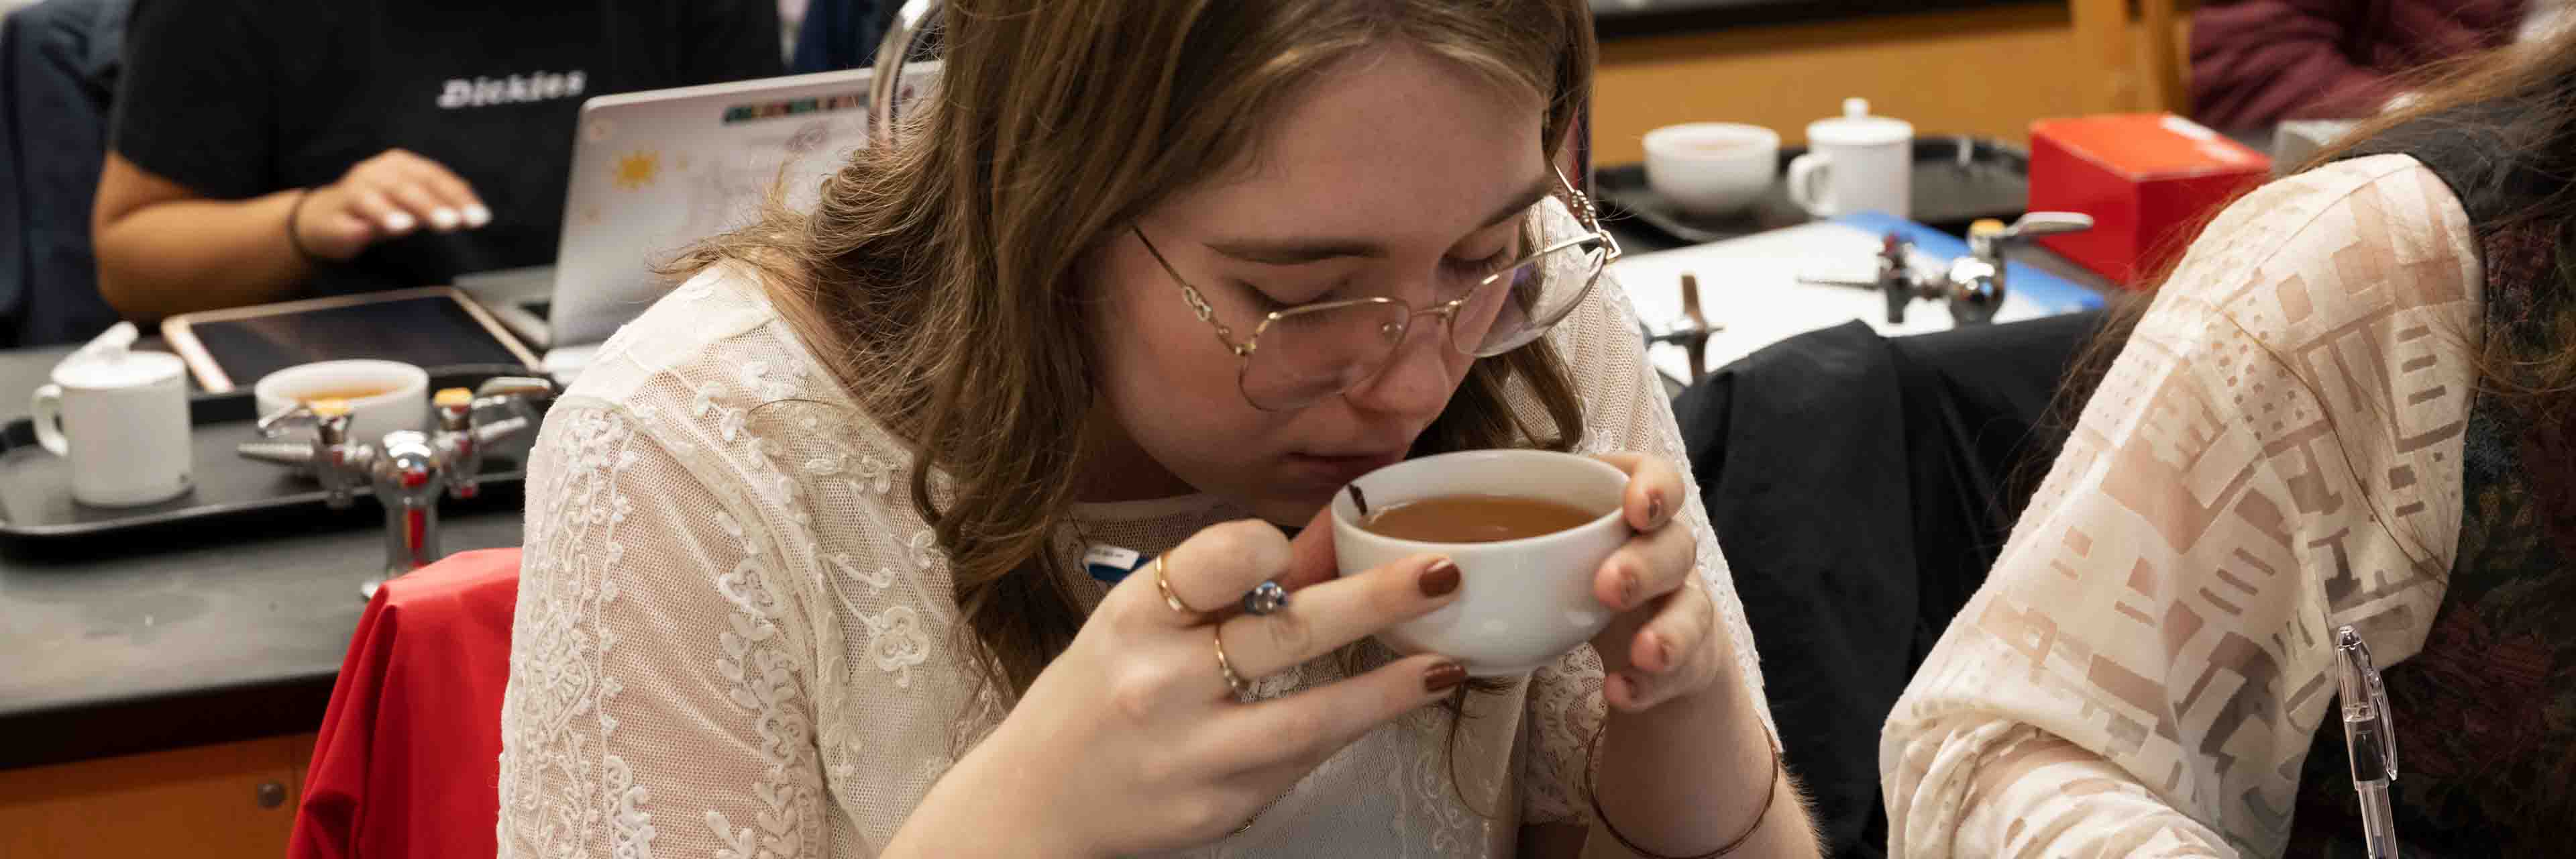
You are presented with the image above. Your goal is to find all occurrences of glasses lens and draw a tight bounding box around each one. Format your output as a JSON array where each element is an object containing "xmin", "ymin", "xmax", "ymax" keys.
[
  {"xmin": 1240, "ymin": 300, "xmax": 1412, "ymax": 410},
  {"xmin": 1459, "ymin": 238, "xmax": 1603, "ymax": 356}
]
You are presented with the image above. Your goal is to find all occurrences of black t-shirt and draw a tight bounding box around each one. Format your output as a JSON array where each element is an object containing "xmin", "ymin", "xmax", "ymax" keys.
[{"xmin": 110, "ymin": 0, "xmax": 782, "ymax": 297}]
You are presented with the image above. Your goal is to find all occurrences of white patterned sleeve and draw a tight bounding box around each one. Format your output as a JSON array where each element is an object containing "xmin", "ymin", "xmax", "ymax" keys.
[
  {"xmin": 1880, "ymin": 157, "xmax": 2479, "ymax": 858},
  {"xmin": 1518, "ymin": 235, "xmax": 1778, "ymax": 825},
  {"xmin": 498, "ymin": 402, "xmax": 833, "ymax": 859}
]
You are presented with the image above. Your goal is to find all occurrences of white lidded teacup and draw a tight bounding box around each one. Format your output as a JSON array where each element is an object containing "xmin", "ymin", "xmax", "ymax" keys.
[
  {"xmin": 1786, "ymin": 97, "xmax": 1913, "ymax": 219},
  {"xmin": 1332, "ymin": 450, "xmax": 1631, "ymax": 676},
  {"xmin": 31, "ymin": 344, "xmax": 193, "ymax": 507}
]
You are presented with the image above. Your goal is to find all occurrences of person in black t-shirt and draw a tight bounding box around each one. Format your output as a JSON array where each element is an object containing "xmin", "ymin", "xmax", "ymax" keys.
[{"xmin": 91, "ymin": 0, "xmax": 782, "ymax": 321}]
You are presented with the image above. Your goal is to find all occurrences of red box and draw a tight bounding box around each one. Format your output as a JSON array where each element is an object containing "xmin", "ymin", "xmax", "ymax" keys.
[{"xmin": 2027, "ymin": 114, "xmax": 2271, "ymax": 287}]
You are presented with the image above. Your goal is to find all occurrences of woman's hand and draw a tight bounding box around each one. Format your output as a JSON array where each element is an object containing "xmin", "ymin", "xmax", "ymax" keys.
[
  {"xmin": 1586, "ymin": 452, "xmax": 1729, "ymax": 713},
  {"xmin": 893, "ymin": 518, "xmax": 1466, "ymax": 858},
  {"xmin": 292, "ymin": 149, "xmax": 490, "ymax": 261},
  {"xmin": 1580, "ymin": 453, "xmax": 1819, "ymax": 856}
]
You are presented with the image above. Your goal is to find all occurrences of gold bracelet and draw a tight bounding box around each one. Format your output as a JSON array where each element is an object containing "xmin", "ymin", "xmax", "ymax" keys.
[{"xmin": 1583, "ymin": 715, "xmax": 1782, "ymax": 858}]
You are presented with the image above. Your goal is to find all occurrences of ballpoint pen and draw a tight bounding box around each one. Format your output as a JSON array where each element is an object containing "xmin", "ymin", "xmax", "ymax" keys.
[{"xmin": 2335, "ymin": 624, "xmax": 2402, "ymax": 859}]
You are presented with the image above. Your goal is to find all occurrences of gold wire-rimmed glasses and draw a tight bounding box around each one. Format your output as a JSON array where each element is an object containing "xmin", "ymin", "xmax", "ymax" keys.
[{"xmin": 1136, "ymin": 166, "xmax": 1621, "ymax": 411}]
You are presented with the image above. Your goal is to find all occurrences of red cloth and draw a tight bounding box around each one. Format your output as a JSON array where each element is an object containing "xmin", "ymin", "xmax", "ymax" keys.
[
  {"xmin": 2190, "ymin": 0, "xmax": 2526, "ymax": 130},
  {"xmin": 288, "ymin": 548, "xmax": 521, "ymax": 859}
]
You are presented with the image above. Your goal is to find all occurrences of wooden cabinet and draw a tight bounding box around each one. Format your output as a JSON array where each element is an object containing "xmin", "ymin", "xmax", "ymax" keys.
[
  {"xmin": 1590, "ymin": 2, "xmax": 2198, "ymax": 166},
  {"xmin": 0, "ymin": 734, "xmax": 317, "ymax": 859}
]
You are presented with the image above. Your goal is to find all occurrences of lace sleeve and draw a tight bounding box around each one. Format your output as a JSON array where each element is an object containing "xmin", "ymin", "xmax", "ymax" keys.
[
  {"xmin": 1880, "ymin": 156, "xmax": 2479, "ymax": 857},
  {"xmin": 1518, "ymin": 242, "xmax": 1778, "ymax": 825},
  {"xmin": 498, "ymin": 402, "xmax": 831, "ymax": 859}
]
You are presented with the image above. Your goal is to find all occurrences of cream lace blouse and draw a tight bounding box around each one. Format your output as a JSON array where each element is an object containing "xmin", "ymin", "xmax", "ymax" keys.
[
  {"xmin": 1881, "ymin": 155, "xmax": 2485, "ymax": 856},
  {"xmin": 494, "ymin": 201, "xmax": 1776, "ymax": 858}
]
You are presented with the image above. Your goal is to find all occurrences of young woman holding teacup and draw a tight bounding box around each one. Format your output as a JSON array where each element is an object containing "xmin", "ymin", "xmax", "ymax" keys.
[{"xmin": 496, "ymin": 2, "xmax": 1816, "ymax": 857}]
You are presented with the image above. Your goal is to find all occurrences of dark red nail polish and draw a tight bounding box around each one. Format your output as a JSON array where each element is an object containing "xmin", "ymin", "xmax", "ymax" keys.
[
  {"xmin": 1419, "ymin": 558, "xmax": 1460, "ymax": 597},
  {"xmin": 1424, "ymin": 661, "xmax": 1467, "ymax": 693}
]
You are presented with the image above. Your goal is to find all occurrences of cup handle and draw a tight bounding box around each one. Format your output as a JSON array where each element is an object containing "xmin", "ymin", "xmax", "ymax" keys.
[
  {"xmin": 1786, "ymin": 152, "xmax": 1835, "ymax": 217},
  {"xmin": 31, "ymin": 384, "xmax": 68, "ymax": 457}
]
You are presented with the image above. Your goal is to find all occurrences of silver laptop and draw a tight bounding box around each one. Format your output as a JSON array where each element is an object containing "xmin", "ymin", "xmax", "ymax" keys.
[{"xmin": 461, "ymin": 63, "xmax": 942, "ymax": 369}]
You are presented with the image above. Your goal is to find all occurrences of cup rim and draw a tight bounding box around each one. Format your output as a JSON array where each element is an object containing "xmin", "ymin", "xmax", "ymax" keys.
[
  {"xmin": 1331, "ymin": 449, "xmax": 1629, "ymax": 552},
  {"xmin": 1643, "ymin": 122, "xmax": 1782, "ymax": 158},
  {"xmin": 49, "ymin": 350, "xmax": 186, "ymax": 391},
  {"xmin": 252, "ymin": 359, "xmax": 431, "ymax": 409}
]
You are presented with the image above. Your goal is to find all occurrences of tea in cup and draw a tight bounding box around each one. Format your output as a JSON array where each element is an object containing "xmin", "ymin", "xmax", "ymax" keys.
[
  {"xmin": 253, "ymin": 360, "xmax": 430, "ymax": 444},
  {"xmin": 1332, "ymin": 450, "xmax": 1629, "ymax": 676},
  {"xmin": 1358, "ymin": 494, "xmax": 1600, "ymax": 544}
]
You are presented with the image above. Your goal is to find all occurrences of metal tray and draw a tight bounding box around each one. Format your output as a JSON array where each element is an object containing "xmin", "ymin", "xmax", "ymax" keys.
[
  {"xmin": 1597, "ymin": 136, "xmax": 2031, "ymax": 246},
  {"xmin": 0, "ymin": 365, "xmax": 541, "ymax": 542}
]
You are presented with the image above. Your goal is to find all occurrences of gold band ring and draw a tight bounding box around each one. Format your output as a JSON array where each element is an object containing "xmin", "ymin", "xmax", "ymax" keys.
[
  {"xmin": 1154, "ymin": 555, "xmax": 1212, "ymax": 615},
  {"xmin": 1212, "ymin": 626, "xmax": 1252, "ymax": 698}
]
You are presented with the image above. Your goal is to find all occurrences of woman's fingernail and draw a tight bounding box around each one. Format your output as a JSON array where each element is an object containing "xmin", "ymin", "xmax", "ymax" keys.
[
  {"xmin": 1619, "ymin": 567, "xmax": 1640, "ymax": 608},
  {"xmin": 1646, "ymin": 490, "xmax": 1666, "ymax": 525},
  {"xmin": 1654, "ymin": 636, "xmax": 1674, "ymax": 671},
  {"xmin": 1419, "ymin": 558, "xmax": 1460, "ymax": 597},
  {"xmin": 1424, "ymin": 660, "xmax": 1466, "ymax": 693},
  {"xmin": 382, "ymin": 211, "xmax": 416, "ymax": 233},
  {"xmin": 462, "ymin": 205, "xmax": 493, "ymax": 227},
  {"xmin": 429, "ymin": 207, "xmax": 461, "ymax": 230}
]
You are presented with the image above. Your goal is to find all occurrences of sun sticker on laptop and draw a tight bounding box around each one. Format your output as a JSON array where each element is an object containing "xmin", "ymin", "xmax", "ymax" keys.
[{"xmin": 613, "ymin": 151, "xmax": 660, "ymax": 191}]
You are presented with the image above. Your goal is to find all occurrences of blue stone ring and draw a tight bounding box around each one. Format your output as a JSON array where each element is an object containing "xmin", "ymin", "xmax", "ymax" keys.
[{"xmin": 1240, "ymin": 580, "xmax": 1291, "ymax": 616}]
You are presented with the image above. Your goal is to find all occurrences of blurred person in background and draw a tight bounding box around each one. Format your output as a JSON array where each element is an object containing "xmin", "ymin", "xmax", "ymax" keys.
[
  {"xmin": 90, "ymin": 0, "xmax": 782, "ymax": 321},
  {"xmin": 1, "ymin": 0, "xmax": 129, "ymax": 346},
  {"xmin": 2190, "ymin": 0, "xmax": 2571, "ymax": 130}
]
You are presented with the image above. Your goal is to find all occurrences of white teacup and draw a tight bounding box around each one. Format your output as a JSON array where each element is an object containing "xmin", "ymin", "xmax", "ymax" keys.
[
  {"xmin": 1332, "ymin": 450, "xmax": 1631, "ymax": 677},
  {"xmin": 254, "ymin": 360, "xmax": 430, "ymax": 444},
  {"xmin": 32, "ymin": 350, "xmax": 193, "ymax": 507},
  {"xmin": 1643, "ymin": 122, "xmax": 1781, "ymax": 219}
]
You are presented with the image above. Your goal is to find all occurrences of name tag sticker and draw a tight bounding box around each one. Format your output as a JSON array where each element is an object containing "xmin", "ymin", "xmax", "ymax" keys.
[{"xmin": 1084, "ymin": 545, "xmax": 1148, "ymax": 585}]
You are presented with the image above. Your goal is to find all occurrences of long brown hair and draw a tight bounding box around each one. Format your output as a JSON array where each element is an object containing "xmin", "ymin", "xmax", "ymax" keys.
[
  {"xmin": 2035, "ymin": 26, "xmax": 2576, "ymax": 560},
  {"xmin": 669, "ymin": 1, "xmax": 1596, "ymax": 703},
  {"xmin": 2319, "ymin": 28, "xmax": 2576, "ymax": 429}
]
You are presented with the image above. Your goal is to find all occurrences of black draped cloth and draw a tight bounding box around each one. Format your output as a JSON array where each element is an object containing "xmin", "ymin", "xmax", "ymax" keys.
[{"xmin": 1672, "ymin": 311, "xmax": 2106, "ymax": 859}]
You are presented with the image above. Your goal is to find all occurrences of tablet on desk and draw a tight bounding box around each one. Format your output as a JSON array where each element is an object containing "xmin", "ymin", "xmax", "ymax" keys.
[{"xmin": 161, "ymin": 287, "xmax": 543, "ymax": 393}]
